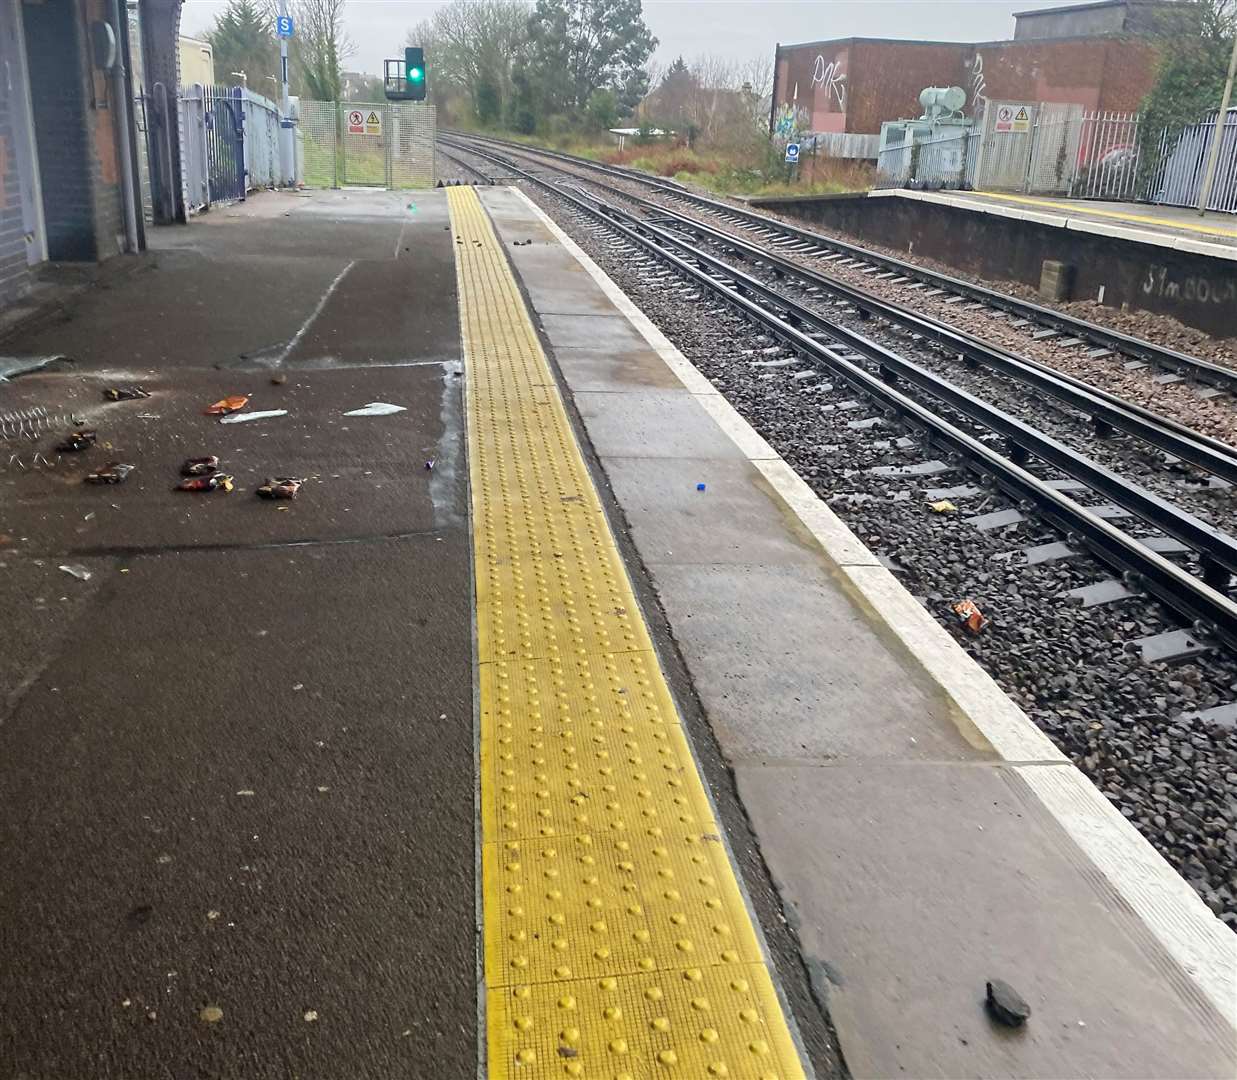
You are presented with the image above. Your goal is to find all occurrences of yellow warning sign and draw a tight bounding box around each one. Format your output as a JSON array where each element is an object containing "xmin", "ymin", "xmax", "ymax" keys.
[
  {"xmin": 995, "ymin": 103, "xmax": 1033, "ymax": 134},
  {"xmin": 346, "ymin": 108, "xmax": 382, "ymax": 136}
]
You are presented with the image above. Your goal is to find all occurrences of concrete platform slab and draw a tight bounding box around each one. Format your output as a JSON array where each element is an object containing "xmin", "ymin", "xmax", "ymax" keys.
[
  {"xmin": 536, "ymin": 311, "xmax": 650, "ymax": 352},
  {"xmin": 573, "ymin": 389, "xmax": 748, "ymax": 459},
  {"xmin": 648, "ymin": 561, "xmax": 975, "ymax": 764},
  {"xmin": 735, "ymin": 761, "xmax": 1235, "ymax": 1080},
  {"xmin": 551, "ymin": 344, "xmax": 687, "ymax": 391},
  {"xmin": 603, "ymin": 455, "xmax": 825, "ymax": 567}
]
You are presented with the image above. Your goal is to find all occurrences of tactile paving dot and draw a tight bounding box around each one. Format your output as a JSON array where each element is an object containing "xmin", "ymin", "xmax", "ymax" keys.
[
  {"xmin": 449, "ymin": 187, "xmax": 805, "ymax": 1080},
  {"xmin": 480, "ymin": 651, "xmax": 714, "ymax": 840},
  {"xmin": 483, "ymin": 830, "xmax": 764, "ymax": 986},
  {"xmin": 488, "ymin": 964, "xmax": 801, "ymax": 1079}
]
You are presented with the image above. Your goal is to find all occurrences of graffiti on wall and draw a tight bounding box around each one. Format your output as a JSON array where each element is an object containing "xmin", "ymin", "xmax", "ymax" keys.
[
  {"xmin": 1142, "ymin": 264, "xmax": 1236, "ymax": 307},
  {"xmin": 970, "ymin": 55, "xmax": 987, "ymax": 111},
  {"xmin": 811, "ymin": 55, "xmax": 847, "ymax": 111},
  {"xmin": 773, "ymin": 100, "xmax": 810, "ymax": 139}
]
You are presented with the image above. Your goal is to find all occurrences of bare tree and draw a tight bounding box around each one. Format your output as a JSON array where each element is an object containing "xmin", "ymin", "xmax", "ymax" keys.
[
  {"xmin": 292, "ymin": 0, "xmax": 353, "ymax": 101},
  {"xmin": 407, "ymin": 1, "xmax": 529, "ymax": 122}
]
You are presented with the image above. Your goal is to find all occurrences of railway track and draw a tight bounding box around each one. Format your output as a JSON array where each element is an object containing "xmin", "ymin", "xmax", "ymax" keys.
[
  {"xmin": 441, "ymin": 134, "xmax": 1237, "ymax": 656},
  {"xmin": 435, "ymin": 145, "xmax": 494, "ymax": 186},
  {"xmin": 445, "ymin": 129, "xmax": 1237, "ymax": 395}
]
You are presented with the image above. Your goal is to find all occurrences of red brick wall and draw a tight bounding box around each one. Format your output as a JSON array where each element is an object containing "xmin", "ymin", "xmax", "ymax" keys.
[
  {"xmin": 774, "ymin": 43, "xmax": 851, "ymax": 134},
  {"xmin": 848, "ymin": 41, "xmax": 970, "ymax": 133},
  {"xmin": 1097, "ymin": 38, "xmax": 1161, "ymax": 112},
  {"xmin": 774, "ymin": 36, "xmax": 1162, "ymax": 134}
]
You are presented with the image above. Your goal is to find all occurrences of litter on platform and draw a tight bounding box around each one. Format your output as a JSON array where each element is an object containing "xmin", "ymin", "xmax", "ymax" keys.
[
  {"xmin": 85, "ymin": 462, "xmax": 134, "ymax": 484},
  {"xmin": 220, "ymin": 409, "xmax": 287, "ymax": 425},
  {"xmin": 58, "ymin": 430, "xmax": 97, "ymax": 452},
  {"xmin": 204, "ymin": 395, "xmax": 250, "ymax": 415},
  {"xmin": 257, "ymin": 476, "xmax": 302, "ymax": 500},
  {"xmin": 176, "ymin": 472, "xmax": 234, "ymax": 493},
  {"xmin": 181, "ymin": 456, "xmax": 221, "ymax": 476},
  {"xmin": 343, "ymin": 402, "xmax": 406, "ymax": 416}
]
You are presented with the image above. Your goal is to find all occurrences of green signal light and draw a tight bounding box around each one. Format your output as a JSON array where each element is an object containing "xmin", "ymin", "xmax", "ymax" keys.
[{"xmin": 407, "ymin": 66, "xmax": 424, "ymax": 82}]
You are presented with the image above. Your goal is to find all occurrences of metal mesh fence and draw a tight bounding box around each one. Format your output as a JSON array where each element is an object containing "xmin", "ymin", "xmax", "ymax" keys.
[
  {"xmin": 876, "ymin": 128, "xmax": 979, "ymax": 190},
  {"xmin": 389, "ymin": 101, "xmax": 436, "ymax": 189},
  {"xmin": 1025, "ymin": 103, "xmax": 1084, "ymax": 194},
  {"xmin": 296, "ymin": 100, "xmax": 435, "ymax": 189},
  {"xmin": 340, "ymin": 104, "xmax": 387, "ymax": 186},
  {"xmin": 299, "ymin": 100, "xmax": 339, "ymax": 188}
]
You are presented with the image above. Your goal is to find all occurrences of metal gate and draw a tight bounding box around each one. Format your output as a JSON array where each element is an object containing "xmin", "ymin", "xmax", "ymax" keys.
[
  {"xmin": 204, "ymin": 85, "xmax": 246, "ymax": 203},
  {"xmin": 298, "ymin": 100, "xmax": 436, "ymax": 189},
  {"xmin": 972, "ymin": 100, "xmax": 1037, "ymax": 190}
]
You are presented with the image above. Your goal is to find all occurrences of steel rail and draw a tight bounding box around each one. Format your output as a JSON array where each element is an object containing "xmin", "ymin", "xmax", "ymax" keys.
[
  {"xmin": 436, "ymin": 145, "xmax": 494, "ymax": 185},
  {"xmin": 441, "ymin": 136, "xmax": 1237, "ymax": 646},
  {"xmin": 447, "ymin": 130, "xmax": 1237, "ymax": 393},
  {"xmin": 605, "ymin": 186, "xmax": 1237, "ymax": 485}
]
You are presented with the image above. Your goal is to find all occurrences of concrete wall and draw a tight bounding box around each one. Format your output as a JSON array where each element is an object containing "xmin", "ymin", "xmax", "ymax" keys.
[
  {"xmin": 1013, "ymin": 0, "xmax": 1200, "ymax": 40},
  {"xmin": 1013, "ymin": 3, "xmax": 1128, "ymax": 40},
  {"xmin": 747, "ymin": 192, "xmax": 1237, "ymax": 337}
]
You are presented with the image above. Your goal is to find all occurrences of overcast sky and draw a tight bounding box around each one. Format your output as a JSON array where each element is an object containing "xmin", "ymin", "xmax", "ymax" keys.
[{"xmin": 180, "ymin": 0, "xmax": 1079, "ymax": 77}]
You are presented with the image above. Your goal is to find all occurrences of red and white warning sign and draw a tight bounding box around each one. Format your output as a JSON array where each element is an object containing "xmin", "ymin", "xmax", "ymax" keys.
[
  {"xmin": 994, "ymin": 104, "xmax": 1032, "ymax": 134},
  {"xmin": 347, "ymin": 109, "xmax": 382, "ymax": 136}
]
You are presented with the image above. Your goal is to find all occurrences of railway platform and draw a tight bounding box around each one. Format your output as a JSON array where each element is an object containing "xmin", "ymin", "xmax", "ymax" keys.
[
  {"xmin": 0, "ymin": 183, "xmax": 1233, "ymax": 1079},
  {"xmin": 750, "ymin": 186, "xmax": 1237, "ymax": 340},
  {"xmin": 877, "ymin": 189, "xmax": 1237, "ymax": 256}
]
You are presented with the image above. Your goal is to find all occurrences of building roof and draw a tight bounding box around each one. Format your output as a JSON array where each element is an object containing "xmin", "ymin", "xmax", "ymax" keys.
[
  {"xmin": 1012, "ymin": 0, "xmax": 1179, "ymax": 16},
  {"xmin": 776, "ymin": 36, "xmax": 970, "ymax": 53}
]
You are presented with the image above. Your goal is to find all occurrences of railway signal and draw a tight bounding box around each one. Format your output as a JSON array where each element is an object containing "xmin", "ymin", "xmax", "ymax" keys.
[{"xmin": 384, "ymin": 46, "xmax": 428, "ymax": 101}]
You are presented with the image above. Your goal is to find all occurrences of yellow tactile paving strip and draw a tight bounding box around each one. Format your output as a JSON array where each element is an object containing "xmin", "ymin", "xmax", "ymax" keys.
[{"xmin": 449, "ymin": 185, "xmax": 806, "ymax": 1078}]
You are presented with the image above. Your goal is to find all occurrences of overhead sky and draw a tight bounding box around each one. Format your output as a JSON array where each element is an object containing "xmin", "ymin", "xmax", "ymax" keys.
[{"xmin": 180, "ymin": 0, "xmax": 1086, "ymax": 78}]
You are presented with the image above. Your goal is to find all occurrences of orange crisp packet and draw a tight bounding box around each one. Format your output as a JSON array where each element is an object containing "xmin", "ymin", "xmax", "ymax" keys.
[
  {"xmin": 951, "ymin": 598, "xmax": 989, "ymax": 636},
  {"xmin": 204, "ymin": 395, "xmax": 250, "ymax": 415}
]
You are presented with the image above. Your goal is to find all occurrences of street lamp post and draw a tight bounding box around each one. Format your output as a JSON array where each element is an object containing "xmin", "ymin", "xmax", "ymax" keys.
[{"xmin": 1197, "ymin": 31, "xmax": 1237, "ymax": 215}]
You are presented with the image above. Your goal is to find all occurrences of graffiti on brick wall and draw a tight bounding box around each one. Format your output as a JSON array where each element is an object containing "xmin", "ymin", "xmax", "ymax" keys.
[
  {"xmin": 811, "ymin": 55, "xmax": 847, "ymax": 111},
  {"xmin": 1142, "ymin": 264, "xmax": 1236, "ymax": 307},
  {"xmin": 970, "ymin": 55, "xmax": 987, "ymax": 111},
  {"xmin": 774, "ymin": 101, "xmax": 810, "ymax": 139}
]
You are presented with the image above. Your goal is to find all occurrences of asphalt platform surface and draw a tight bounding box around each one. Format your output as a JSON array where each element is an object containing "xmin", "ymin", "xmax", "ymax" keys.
[{"xmin": 0, "ymin": 190, "xmax": 477, "ymax": 1079}]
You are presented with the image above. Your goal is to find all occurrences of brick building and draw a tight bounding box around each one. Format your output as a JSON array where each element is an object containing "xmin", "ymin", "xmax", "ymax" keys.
[
  {"xmin": 0, "ymin": 0, "xmax": 195, "ymax": 309},
  {"xmin": 770, "ymin": 0, "xmax": 1190, "ymax": 138}
]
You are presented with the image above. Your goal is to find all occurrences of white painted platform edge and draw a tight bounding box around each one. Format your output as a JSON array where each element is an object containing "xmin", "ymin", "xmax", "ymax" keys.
[
  {"xmin": 508, "ymin": 185, "xmax": 1237, "ymax": 1027},
  {"xmin": 869, "ymin": 187, "xmax": 1237, "ymax": 262}
]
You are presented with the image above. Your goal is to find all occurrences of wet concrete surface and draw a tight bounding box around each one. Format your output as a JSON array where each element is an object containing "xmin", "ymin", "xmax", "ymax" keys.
[{"xmin": 0, "ymin": 190, "xmax": 477, "ymax": 1079}]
